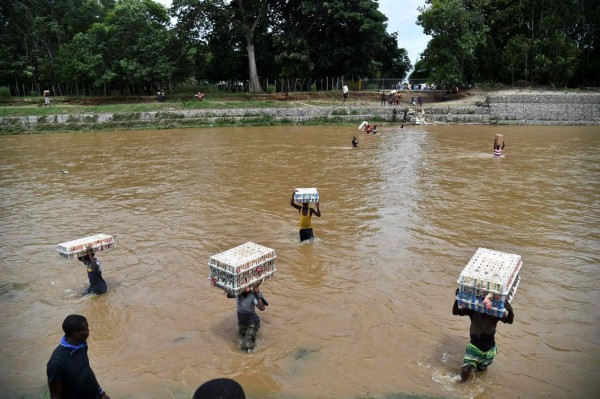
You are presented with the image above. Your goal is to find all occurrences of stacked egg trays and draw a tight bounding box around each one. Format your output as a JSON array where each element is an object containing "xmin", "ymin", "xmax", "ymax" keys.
[
  {"xmin": 294, "ymin": 188, "xmax": 319, "ymax": 203},
  {"xmin": 456, "ymin": 248, "xmax": 522, "ymax": 317},
  {"xmin": 57, "ymin": 234, "xmax": 115, "ymax": 259},
  {"xmin": 208, "ymin": 242, "xmax": 276, "ymax": 295}
]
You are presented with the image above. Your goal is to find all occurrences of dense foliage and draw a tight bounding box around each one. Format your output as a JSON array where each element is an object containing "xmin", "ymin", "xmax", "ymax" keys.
[
  {"xmin": 0, "ymin": 0, "xmax": 409, "ymax": 95},
  {"xmin": 1, "ymin": 0, "xmax": 597, "ymax": 96},
  {"xmin": 412, "ymin": 0, "xmax": 599, "ymax": 88}
]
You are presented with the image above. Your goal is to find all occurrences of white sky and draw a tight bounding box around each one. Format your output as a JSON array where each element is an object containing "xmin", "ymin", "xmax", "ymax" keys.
[{"xmin": 154, "ymin": 0, "xmax": 430, "ymax": 65}]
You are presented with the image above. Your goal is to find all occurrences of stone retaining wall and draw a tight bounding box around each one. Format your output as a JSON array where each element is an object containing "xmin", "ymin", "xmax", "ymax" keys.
[
  {"xmin": 486, "ymin": 93, "xmax": 600, "ymax": 125},
  {"xmin": 1, "ymin": 92, "xmax": 599, "ymax": 133}
]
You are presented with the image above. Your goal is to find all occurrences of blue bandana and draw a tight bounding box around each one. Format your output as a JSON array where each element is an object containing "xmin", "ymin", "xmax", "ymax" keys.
[{"xmin": 60, "ymin": 335, "xmax": 88, "ymax": 354}]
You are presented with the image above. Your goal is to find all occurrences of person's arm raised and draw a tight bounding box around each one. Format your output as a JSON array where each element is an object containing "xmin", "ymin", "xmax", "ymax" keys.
[
  {"xmin": 86, "ymin": 246, "xmax": 98, "ymax": 270},
  {"xmin": 502, "ymin": 301, "xmax": 514, "ymax": 324},
  {"xmin": 312, "ymin": 202, "xmax": 321, "ymax": 217},
  {"xmin": 290, "ymin": 192, "xmax": 301, "ymax": 210},
  {"xmin": 254, "ymin": 286, "xmax": 266, "ymax": 311}
]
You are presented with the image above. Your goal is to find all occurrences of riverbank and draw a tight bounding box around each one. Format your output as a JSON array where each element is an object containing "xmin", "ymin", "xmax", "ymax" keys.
[{"xmin": 1, "ymin": 90, "xmax": 598, "ymax": 134}]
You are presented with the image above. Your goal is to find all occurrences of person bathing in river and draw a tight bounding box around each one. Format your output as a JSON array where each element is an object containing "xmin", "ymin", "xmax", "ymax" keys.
[
  {"xmin": 452, "ymin": 288, "xmax": 514, "ymax": 382},
  {"xmin": 352, "ymin": 136, "xmax": 358, "ymax": 147},
  {"xmin": 290, "ymin": 192, "xmax": 321, "ymax": 242}
]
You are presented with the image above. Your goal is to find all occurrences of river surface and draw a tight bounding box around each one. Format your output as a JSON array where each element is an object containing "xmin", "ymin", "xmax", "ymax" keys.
[{"xmin": 0, "ymin": 125, "xmax": 598, "ymax": 399}]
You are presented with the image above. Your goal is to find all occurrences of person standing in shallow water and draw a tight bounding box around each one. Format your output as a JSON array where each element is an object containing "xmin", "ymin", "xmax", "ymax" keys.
[
  {"xmin": 78, "ymin": 247, "xmax": 107, "ymax": 295},
  {"xmin": 493, "ymin": 138, "xmax": 505, "ymax": 156},
  {"xmin": 227, "ymin": 284, "xmax": 268, "ymax": 351},
  {"xmin": 452, "ymin": 289, "xmax": 514, "ymax": 382},
  {"xmin": 290, "ymin": 192, "xmax": 321, "ymax": 241}
]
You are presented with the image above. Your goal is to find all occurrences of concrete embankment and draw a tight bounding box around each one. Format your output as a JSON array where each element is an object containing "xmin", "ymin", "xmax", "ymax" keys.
[{"xmin": 1, "ymin": 92, "xmax": 599, "ymax": 134}]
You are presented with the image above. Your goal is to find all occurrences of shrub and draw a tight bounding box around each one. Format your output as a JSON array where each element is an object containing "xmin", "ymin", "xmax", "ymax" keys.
[
  {"xmin": 309, "ymin": 83, "xmax": 317, "ymax": 92},
  {"xmin": 0, "ymin": 86, "xmax": 11, "ymax": 100},
  {"xmin": 267, "ymin": 84, "xmax": 276, "ymax": 94}
]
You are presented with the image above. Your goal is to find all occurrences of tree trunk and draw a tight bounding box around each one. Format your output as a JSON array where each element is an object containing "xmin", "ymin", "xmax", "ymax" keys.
[{"xmin": 246, "ymin": 39, "xmax": 262, "ymax": 93}]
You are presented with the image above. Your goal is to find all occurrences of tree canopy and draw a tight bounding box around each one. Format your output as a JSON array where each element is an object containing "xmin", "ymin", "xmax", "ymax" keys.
[
  {"xmin": 413, "ymin": 0, "xmax": 600, "ymax": 88},
  {"xmin": 1, "ymin": 0, "xmax": 410, "ymax": 95},
  {"xmin": 1, "ymin": 0, "xmax": 596, "ymax": 96}
]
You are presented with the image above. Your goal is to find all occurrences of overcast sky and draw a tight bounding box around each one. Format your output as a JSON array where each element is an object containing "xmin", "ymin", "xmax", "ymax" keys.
[{"xmin": 154, "ymin": 0, "xmax": 430, "ymax": 65}]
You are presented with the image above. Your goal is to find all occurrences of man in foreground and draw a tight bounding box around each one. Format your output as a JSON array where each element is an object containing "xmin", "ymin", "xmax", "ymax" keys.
[
  {"xmin": 47, "ymin": 314, "xmax": 110, "ymax": 399},
  {"xmin": 452, "ymin": 289, "xmax": 514, "ymax": 382}
]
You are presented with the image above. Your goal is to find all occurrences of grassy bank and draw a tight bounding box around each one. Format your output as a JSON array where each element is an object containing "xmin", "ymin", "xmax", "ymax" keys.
[
  {"xmin": 0, "ymin": 90, "xmax": 455, "ymax": 118},
  {"xmin": 0, "ymin": 113, "xmax": 390, "ymax": 135}
]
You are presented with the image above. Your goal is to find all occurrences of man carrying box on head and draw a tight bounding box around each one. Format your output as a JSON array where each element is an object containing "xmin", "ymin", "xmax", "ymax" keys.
[
  {"xmin": 227, "ymin": 283, "xmax": 268, "ymax": 351},
  {"xmin": 290, "ymin": 191, "xmax": 321, "ymax": 242},
  {"xmin": 452, "ymin": 288, "xmax": 514, "ymax": 382},
  {"xmin": 78, "ymin": 246, "xmax": 107, "ymax": 295}
]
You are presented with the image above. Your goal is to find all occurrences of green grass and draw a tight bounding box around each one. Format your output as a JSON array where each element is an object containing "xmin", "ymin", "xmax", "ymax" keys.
[{"xmin": 0, "ymin": 99, "xmax": 303, "ymax": 117}]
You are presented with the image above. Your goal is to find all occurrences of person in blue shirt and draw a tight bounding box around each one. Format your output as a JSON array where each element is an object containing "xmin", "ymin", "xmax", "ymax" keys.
[{"xmin": 47, "ymin": 314, "xmax": 110, "ymax": 399}]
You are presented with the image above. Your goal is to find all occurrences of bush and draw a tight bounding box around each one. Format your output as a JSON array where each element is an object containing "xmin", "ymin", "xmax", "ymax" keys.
[
  {"xmin": 267, "ymin": 84, "xmax": 276, "ymax": 94},
  {"xmin": 0, "ymin": 86, "xmax": 11, "ymax": 100},
  {"xmin": 309, "ymin": 83, "xmax": 317, "ymax": 92}
]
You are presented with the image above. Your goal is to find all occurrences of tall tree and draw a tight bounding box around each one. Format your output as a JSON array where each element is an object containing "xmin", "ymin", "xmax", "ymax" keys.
[
  {"xmin": 0, "ymin": 0, "xmax": 107, "ymax": 94},
  {"xmin": 270, "ymin": 0, "xmax": 406, "ymax": 79},
  {"xmin": 172, "ymin": 0, "xmax": 267, "ymax": 92},
  {"xmin": 417, "ymin": 0, "xmax": 488, "ymax": 88}
]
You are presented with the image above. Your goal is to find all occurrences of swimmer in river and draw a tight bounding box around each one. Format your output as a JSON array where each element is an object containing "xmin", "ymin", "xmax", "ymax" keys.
[{"xmin": 352, "ymin": 136, "xmax": 358, "ymax": 147}]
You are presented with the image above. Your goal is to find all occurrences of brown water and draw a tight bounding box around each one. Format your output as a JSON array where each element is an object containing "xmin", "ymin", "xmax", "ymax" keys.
[{"xmin": 0, "ymin": 125, "xmax": 599, "ymax": 399}]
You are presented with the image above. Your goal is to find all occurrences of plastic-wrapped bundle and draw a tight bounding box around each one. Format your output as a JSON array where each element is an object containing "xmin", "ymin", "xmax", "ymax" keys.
[
  {"xmin": 294, "ymin": 188, "xmax": 319, "ymax": 204},
  {"xmin": 456, "ymin": 248, "xmax": 522, "ymax": 316},
  {"xmin": 57, "ymin": 234, "xmax": 115, "ymax": 259},
  {"xmin": 208, "ymin": 242, "xmax": 277, "ymax": 295}
]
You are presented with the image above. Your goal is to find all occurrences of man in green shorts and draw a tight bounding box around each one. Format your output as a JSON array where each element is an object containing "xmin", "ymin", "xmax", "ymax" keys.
[{"xmin": 452, "ymin": 289, "xmax": 514, "ymax": 382}]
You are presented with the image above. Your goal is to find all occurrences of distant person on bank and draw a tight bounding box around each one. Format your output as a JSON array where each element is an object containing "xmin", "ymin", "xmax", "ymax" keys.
[
  {"xmin": 47, "ymin": 314, "xmax": 110, "ymax": 399},
  {"xmin": 290, "ymin": 192, "xmax": 321, "ymax": 241},
  {"xmin": 227, "ymin": 284, "xmax": 268, "ymax": 351},
  {"xmin": 452, "ymin": 289, "xmax": 514, "ymax": 383},
  {"xmin": 493, "ymin": 138, "xmax": 505, "ymax": 156},
  {"xmin": 78, "ymin": 246, "xmax": 107, "ymax": 295}
]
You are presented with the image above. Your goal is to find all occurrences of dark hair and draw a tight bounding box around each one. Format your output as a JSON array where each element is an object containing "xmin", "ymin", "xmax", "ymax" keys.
[
  {"xmin": 193, "ymin": 378, "xmax": 245, "ymax": 399},
  {"xmin": 62, "ymin": 314, "xmax": 87, "ymax": 337}
]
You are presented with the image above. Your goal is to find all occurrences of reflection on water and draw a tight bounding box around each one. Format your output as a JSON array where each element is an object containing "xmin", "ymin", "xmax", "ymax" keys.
[{"xmin": 0, "ymin": 125, "xmax": 598, "ymax": 398}]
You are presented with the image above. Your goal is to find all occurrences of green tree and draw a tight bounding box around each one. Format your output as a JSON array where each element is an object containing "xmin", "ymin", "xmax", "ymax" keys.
[
  {"xmin": 0, "ymin": 0, "xmax": 108, "ymax": 95},
  {"xmin": 61, "ymin": 0, "xmax": 173, "ymax": 95},
  {"xmin": 270, "ymin": 0, "xmax": 406, "ymax": 80},
  {"xmin": 417, "ymin": 0, "xmax": 488, "ymax": 88},
  {"xmin": 172, "ymin": 0, "xmax": 268, "ymax": 92}
]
